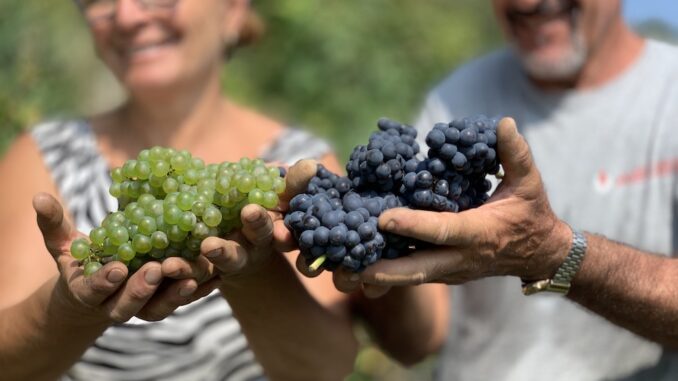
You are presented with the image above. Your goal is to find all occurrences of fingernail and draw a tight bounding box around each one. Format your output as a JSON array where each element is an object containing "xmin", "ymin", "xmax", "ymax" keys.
[
  {"xmin": 245, "ymin": 210, "xmax": 261, "ymax": 223},
  {"xmin": 206, "ymin": 248, "xmax": 222, "ymax": 258},
  {"xmin": 145, "ymin": 268, "xmax": 162, "ymax": 285},
  {"xmin": 107, "ymin": 269, "xmax": 125, "ymax": 283},
  {"xmin": 349, "ymin": 274, "xmax": 360, "ymax": 282},
  {"xmin": 179, "ymin": 286, "xmax": 195, "ymax": 297},
  {"xmin": 384, "ymin": 219, "xmax": 396, "ymax": 231}
]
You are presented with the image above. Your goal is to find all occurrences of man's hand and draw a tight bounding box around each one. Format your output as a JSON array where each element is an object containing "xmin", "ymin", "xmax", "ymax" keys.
[{"xmin": 334, "ymin": 118, "xmax": 572, "ymax": 293}]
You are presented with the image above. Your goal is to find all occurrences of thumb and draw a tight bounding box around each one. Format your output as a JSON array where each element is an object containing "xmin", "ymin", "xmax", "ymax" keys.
[
  {"xmin": 33, "ymin": 192, "xmax": 76, "ymax": 258},
  {"xmin": 278, "ymin": 159, "xmax": 318, "ymax": 207},
  {"xmin": 496, "ymin": 117, "xmax": 536, "ymax": 182}
]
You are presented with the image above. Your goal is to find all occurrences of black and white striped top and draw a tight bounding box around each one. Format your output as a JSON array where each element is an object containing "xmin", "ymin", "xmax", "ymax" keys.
[{"xmin": 31, "ymin": 119, "xmax": 331, "ymax": 381}]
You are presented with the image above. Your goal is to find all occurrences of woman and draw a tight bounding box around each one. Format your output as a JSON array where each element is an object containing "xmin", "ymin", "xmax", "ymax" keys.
[{"xmin": 0, "ymin": 0, "xmax": 359, "ymax": 380}]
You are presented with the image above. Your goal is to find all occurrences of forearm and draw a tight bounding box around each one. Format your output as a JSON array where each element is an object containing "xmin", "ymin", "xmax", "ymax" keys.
[
  {"xmin": 568, "ymin": 233, "xmax": 678, "ymax": 348},
  {"xmin": 220, "ymin": 254, "xmax": 359, "ymax": 381},
  {"xmin": 0, "ymin": 277, "xmax": 109, "ymax": 381},
  {"xmin": 353, "ymin": 284, "xmax": 449, "ymax": 366}
]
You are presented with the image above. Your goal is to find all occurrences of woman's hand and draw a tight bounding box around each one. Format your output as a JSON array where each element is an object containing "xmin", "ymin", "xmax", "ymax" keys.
[{"xmin": 33, "ymin": 192, "xmax": 218, "ymax": 325}]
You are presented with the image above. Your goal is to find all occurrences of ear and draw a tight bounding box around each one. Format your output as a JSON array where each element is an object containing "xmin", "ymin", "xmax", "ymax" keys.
[{"xmin": 221, "ymin": 0, "xmax": 249, "ymax": 46}]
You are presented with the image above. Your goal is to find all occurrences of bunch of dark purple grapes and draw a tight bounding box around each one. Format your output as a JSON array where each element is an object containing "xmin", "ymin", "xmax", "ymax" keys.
[{"xmin": 285, "ymin": 115, "xmax": 501, "ymax": 272}]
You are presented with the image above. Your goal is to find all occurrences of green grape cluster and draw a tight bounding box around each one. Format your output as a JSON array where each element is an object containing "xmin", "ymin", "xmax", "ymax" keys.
[{"xmin": 70, "ymin": 147, "xmax": 286, "ymax": 276}]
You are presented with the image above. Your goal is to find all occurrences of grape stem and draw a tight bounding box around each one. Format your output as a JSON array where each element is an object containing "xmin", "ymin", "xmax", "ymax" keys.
[{"xmin": 309, "ymin": 255, "xmax": 327, "ymax": 272}]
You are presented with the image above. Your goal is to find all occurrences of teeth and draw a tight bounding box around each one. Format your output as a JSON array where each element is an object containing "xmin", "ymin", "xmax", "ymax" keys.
[{"xmin": 129, "ymin": 40, "xmax": 171, "ymax": 55}]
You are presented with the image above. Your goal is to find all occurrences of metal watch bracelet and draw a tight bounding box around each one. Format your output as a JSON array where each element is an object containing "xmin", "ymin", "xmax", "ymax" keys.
[{"xmin": 522, "ymin": 228, "xmax": 587, "ymax": 296}]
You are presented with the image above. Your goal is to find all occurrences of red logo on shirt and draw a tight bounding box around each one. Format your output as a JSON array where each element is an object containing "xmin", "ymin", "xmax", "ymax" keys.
[{"xmin": 594, "ymin": 159, "xmax": 678, "ymax": 194}]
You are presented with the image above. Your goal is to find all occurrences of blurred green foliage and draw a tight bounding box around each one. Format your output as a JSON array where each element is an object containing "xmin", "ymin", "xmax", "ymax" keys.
[{"xmin": 225, "ymin": 0, "xmax": 501, "ymax": 160}]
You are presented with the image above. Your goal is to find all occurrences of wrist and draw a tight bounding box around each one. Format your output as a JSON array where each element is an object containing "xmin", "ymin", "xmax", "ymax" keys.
[{"xmin": 521, "ymin": 220, "xmax": 572, "ymax": 281}]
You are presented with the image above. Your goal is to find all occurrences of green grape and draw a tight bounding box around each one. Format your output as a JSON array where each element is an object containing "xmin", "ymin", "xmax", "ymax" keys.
[
  {"xmin": 132, "ymin": 234, "xmax": 153, "ymax": 254},
  {"xmin": 186, "ymin": 237, "xmax": 202, "ymax": 251},
  {"xmin": 109, "ymin": 211, "xmax": 127, "ymax": 225},
  {"xmin": 178, "ymin": 211, "xmax": 197, "ymax": 231},
  {"xmin": 262, "ymin": 191, "xmax": 279, "ymax": 209},
  {"xmin": 135, "ymin": 161, "xmax": 151, "ymax": 180},
  {"xmin": 90, "ymin": 227, "xmax": 108, "ymax": 246},
  {"xmin": 202, "ymin": 206, "xmax": 223, "ymax": 227},
  {"xmin": 109, "ymin": 182, "xmax": 123, "ymax": 198},
  {"xmin": 149, "ymin": 146, "xmax": 165, "ymax": 161},
  {"xmin": 177, "ymin": 192, "xmax": 196, "ymax": 211},
  {"xmin": 105, "ymin": 221, "xmax": 122, "ymax": 234},
  {"xmin": 140, "ymin": 181, "xmax": 153, "ymax": 195},
  {"xmin": 163, "ymin": 177, "xmax": 179, "ymax": 194},
  {"xmin": 137, "ymin": 194, "xmax": 155, "ymax": 208},
  {"xmin": 70, "ymin": 238, "xmax": 90, "ymax": 260},
  {"xmin": 255, "ymin": 174, "xmax": 273, "ymax": 191},
  {"xmin": 164, "ymin": 192, "xmax": 179, "ymax": 206},
  {"xmin": 170, "ymin": 154, "xmax": 189, "ymax": 173},
  {"xmin": 191, "ymin": 157, "xmax": 205, "ymax": 169},
  {"xmin": 207, "ymin": 164, "xmax": 219, "ymax": 176},
  {"xmin": 251, "ymin": 165, "xmax": 266, "ymax": 177},
  {"xmin": 151, "ymin": 160, "xmax": 170, "ymax": 177},
  {"xmin": 191, "ymin": 201, "xmax": 207, "ymax": 216},
  {"xmin": 216, "ymin": 176, "xmax": 231, "ymax": 194},
  {"xmin": 84, "ymin": 261, "xmax": 103, "ymax": 276},
  {"xmin": 248, "ymin": 188, "xmax": 265, "ymax": 205},
  {"xmin": 122, "ymin": 160, "xmax": 137, "ymax": 178},
  {"xmin": 128, "ymin": 181, "xmax": 142, "ymax": 198},
  {"xmin": 272, "ymin": 176, "xmax": 285, "ymax": 194},
  {"xmin": 179, "ymin": 184, "xmax": 192, "ymax": 192},
  {"xmin": 168, "ymin": 225, "xmax": 188, "ymax": 242},
  {"xmin": 197, "ymin": 188, "xmax": 214, "ymax": 203},
  {"xmin": 151, "ymin": 231, "xmax": 169, "ymax": 249},
  {"xmin": 124, "ymin": 202, "xmax": 139, "ymax": 218},
  {"xmin": 149, "ymin": 248, "xmax": 165, "ymax": 259},
  {"xmin": 103, "ymin": 238, "xmax": 118, "ymax": 256},
  {"xmin": 236, "ymin": 173, "xmax": 256, "ymax": 193},
  {"xmin": 220, "ymin": 206, "xmax": 238, "ymax": 220},
  {"xmin": 197, "ymin": 178, "xmax": 215, "ymax": 192},
  {"xmin": 184, "ymin": 168, "xmax": 199, "ymax": 185},
  {"xmin": 181, "ymin": 248, "xmax": 200, "ymax": 261},
  {"xmin": 239, "ymin": 157, "xmax": 252, "ymax": 170},
  {"xmin": 208, "ymin": 227, "xmax": 220, "ymax": 237},
  {"xmin": 129, "ymin": 207, "xmax": 146, "ymax": 224},
  {"xmin": 192, "ymin": 222, "xmax": 210, "ymax": 239},
  {"xmin": 268, "ymin": 166, "xmax": 281, "ymax": 178},
  {"xmin": 109, "ymin": 225, "xmax": 130, "ymax": 246},
  {"xmin": 156, "ymin": 215, "xmax": 167, "ymax": 231},
  {"xmin": 127, "ymin": 224, "xmax": 139, "ymax": 237},
  {"xmin": 164, "ymin": 204, "xmax": 182, "ymax": 225},
  {"xmin": 111, "ymin": 167, "xmax": 125, "ymax": 183},
  {"xmin": 118, "ymin": 243, "xmax": 136, "ymax": 261},
  {"xmin": 138, "ymin": 216, "xmax": 157, "ymax": 235},
  {"xmin": 149, "ymin": 174, "xmax": 165, "ymax": 188},
  {"xmin": 146, "ymin": 200, "xmax": 164, "ymax": 217},
  {"xmin": 138, "ymin": 149, "xmax": 151, "ymax": 161}
]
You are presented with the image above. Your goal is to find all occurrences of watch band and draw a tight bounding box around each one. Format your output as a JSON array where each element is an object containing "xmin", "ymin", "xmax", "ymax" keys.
[{"xmin": 522, "ymin": 228, "xmax": 587, "ymax": 296}]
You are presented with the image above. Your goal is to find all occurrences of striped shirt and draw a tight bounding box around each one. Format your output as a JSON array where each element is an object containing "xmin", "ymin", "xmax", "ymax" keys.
[{"xmin": 31, "ymin": 119, "xmax": 332, "ymax": 381}]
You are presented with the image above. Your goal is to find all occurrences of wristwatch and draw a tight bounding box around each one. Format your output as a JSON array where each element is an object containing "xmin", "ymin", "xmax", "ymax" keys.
[{"xmin": 521, "ymin": 228, "xmax": 587, "ymax": 296}]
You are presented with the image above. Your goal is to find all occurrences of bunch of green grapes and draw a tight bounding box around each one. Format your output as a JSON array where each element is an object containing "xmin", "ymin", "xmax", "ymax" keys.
[{"xmin": 70, "ymin": 147, "xmax": 286, "ymax": 275}]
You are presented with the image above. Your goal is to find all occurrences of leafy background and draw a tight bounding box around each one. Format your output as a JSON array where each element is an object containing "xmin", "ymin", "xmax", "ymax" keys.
[{"xmin": 1, "ymin": 1, "xmax": 676, "ymax": 379}]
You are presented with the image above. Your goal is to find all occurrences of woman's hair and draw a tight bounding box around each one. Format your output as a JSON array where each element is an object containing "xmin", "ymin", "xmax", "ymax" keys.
[{"xmin": 227, "ymin": 8, "xmax": 265, "ymax": 56}]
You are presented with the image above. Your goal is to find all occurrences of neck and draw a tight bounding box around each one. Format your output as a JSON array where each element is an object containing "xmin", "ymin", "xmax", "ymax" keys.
[
  {"xmin": 531, "ymin": 21, "xmax": 644, "ymax": 91},
  {"xmin": 118, "ymin": 67, "xmax": 228, "ymax": 149}
]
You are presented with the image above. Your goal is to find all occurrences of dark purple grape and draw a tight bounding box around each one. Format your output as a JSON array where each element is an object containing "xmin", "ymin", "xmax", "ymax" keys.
[
  {"xmin": 357, "ymin": 223, "xmax": 376, "ymax": 240},
  {"xmin": 313, "ymin": 226, "xmax": 330, "ymax": 246}
]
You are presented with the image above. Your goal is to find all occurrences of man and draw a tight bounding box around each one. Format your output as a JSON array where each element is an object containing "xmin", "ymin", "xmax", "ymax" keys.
[{"xmin": 338, "ymin": 0, "xmax": 678, "ymax": 380}]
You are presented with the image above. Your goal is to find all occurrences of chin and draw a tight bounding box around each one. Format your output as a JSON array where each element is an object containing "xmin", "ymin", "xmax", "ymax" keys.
[{"xmin": 516, "ymin": 35, "xmax": 588, "ymax": 81}]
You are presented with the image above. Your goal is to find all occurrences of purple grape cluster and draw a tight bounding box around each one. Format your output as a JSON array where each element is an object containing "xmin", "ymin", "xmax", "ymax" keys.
[
  {"xmin": 285, "ymin": 116, "xmax": 501, "ymax": 272},
  {"xmin": 346, "ymin": 118, "xmax": 420, "ymax": 192}
]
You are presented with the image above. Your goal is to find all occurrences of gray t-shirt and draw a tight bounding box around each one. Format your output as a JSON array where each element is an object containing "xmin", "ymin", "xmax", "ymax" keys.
[{"xmin": 414, "ymin": 40, "xmax": 678, "ymax": 381}]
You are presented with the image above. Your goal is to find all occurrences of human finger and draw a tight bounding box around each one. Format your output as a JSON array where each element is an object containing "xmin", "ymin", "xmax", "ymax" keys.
[
  {"xmin": 200, "ymin": 236, "xmax": 248, "ymax": 275},
  {"xmin": 103, "ymin": 262, "xmax": 163, "ymax": 323},
  {"xmin": 379, "ymin": 208, "xmax": 483, "ymax": 247},
  {"xmin": 161, "ymin": 256, "xmax": 214, "ymax": 284}
]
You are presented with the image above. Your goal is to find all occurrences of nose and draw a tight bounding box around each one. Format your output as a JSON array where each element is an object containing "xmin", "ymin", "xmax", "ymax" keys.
[{"xmin": 114, "ymin": 0, "xmax": 151, "ymax": 30}]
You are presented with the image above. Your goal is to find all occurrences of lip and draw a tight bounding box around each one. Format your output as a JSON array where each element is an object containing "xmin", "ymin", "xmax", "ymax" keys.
[{"xmin": 121, "ymin": 37, "xmax": 179, "ymax": 62}]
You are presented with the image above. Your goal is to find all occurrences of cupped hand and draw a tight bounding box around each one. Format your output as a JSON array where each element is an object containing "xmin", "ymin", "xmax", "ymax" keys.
[
  {"xmin": 333, "ymin": 118, "xmax": 572, "ymax": 295},
  {"xmin": 33, "ymin": 193, "xmax": 217, "ymax": 324}
]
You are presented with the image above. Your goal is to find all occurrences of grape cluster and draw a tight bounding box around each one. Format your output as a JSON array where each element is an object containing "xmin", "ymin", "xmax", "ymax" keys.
[
  {"xmin": 70, "ymin": 147, "xmax": 286, "ymax": 276},
  {"xmin": 346, "ymin": 118, "xmax": 420, "ymax": 192},
  {"xmin": 286, "ymin": 116, "xmax": 502, "ymax": 272}
]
